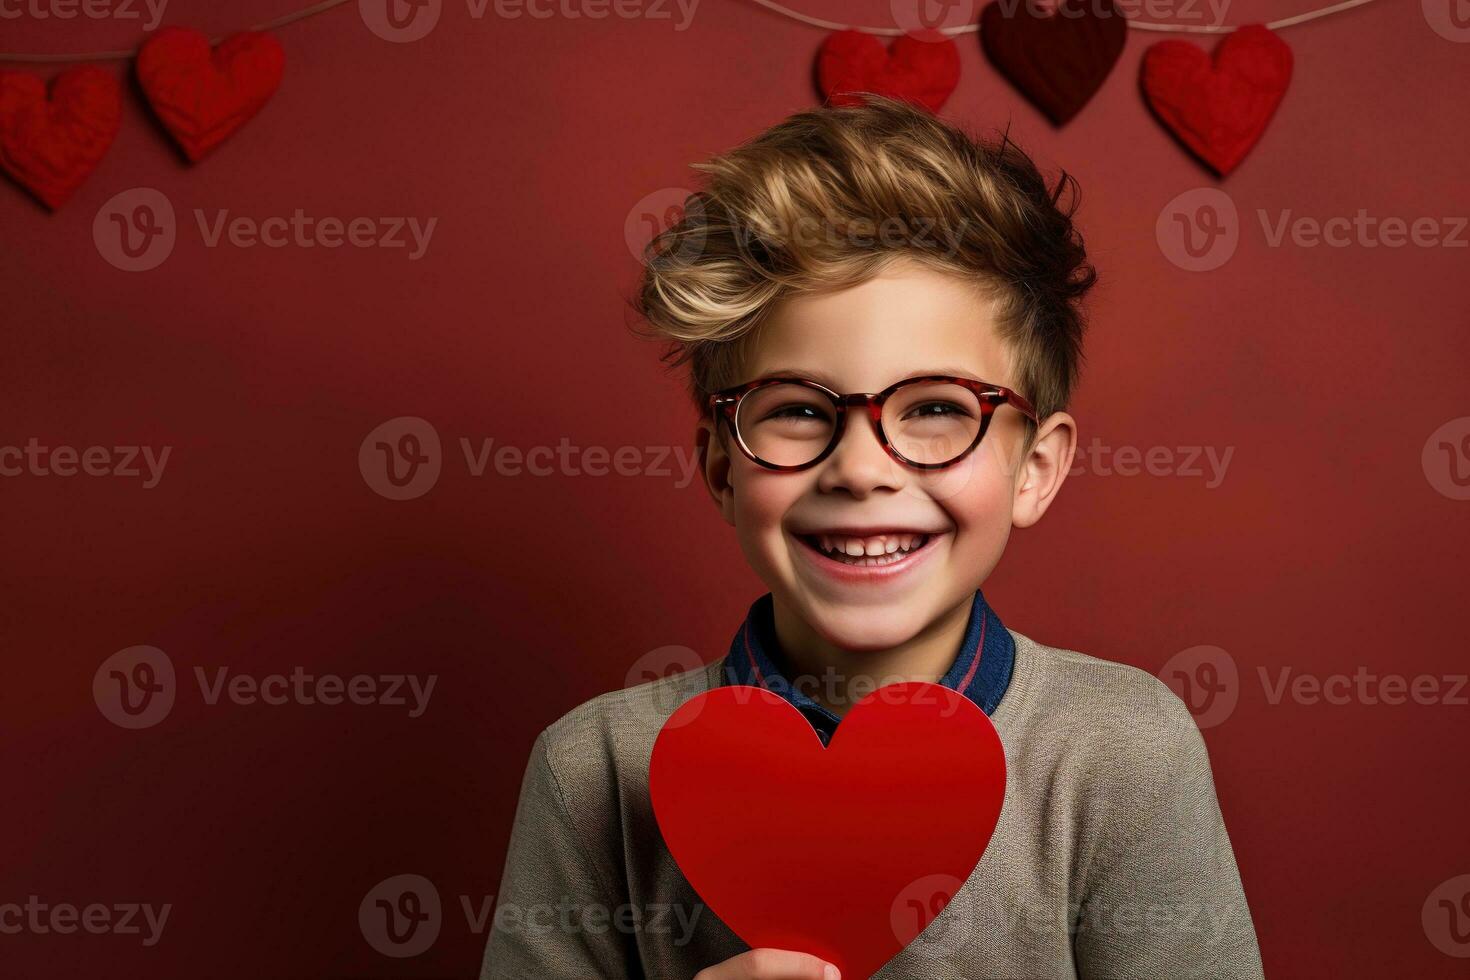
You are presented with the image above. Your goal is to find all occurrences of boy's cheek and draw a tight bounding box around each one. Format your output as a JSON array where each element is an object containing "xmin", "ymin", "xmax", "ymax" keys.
[
  {"xmin": 908, "ymin": 453, "xmax": 1015, "ymax": 525},
  {"xmin": 730, "ymin": 464, "xmax": 803, "ymax": 524},
  {"xmin": 728, "ymin": 472, "xmax": 803, "ymax": 561}
]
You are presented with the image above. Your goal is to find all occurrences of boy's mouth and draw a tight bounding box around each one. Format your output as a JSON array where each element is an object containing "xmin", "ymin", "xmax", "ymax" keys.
[{"xmin": 794, "ymin": 531, "xmax": 937, "ymax": 568}]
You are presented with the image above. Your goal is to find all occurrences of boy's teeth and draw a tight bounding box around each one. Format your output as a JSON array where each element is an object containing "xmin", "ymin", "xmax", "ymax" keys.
[{"xmin": 812, "ymin": 533, "xmax": 929, "ymax": 560}]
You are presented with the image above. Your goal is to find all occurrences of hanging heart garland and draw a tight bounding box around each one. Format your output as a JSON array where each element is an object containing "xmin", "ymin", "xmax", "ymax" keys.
[
  {"xmin": 0, "ymin": 0, "xmax": 323, "ymax": 211},
  {"xmin": 979, "ymin": 0, "xmax": 1126, "ymax": 126},
  {"xmin": 137, "ymin": 28, "xmax": 284, "ymax": 163},
  {"xmin": 817, "ymin": 30, "xmax": 961, "ymax": 113},
  {"xmin": 0, "ymin": 66, "xmax": 121, "ymax": 210},
  {"xmin": 1141, "ymin": 24, "xmax": 1293, "ymax": 176},
  {"xmin": 0, "ymin": 27, "xmax": 284, "ymax": 209},
  {"xmin": 793, "ymin": 0, "xmax": 1361, "ymax": 175},
  {"xmin": 0, "ymin": 0, "xmax": 1367, "ymax": 207}
]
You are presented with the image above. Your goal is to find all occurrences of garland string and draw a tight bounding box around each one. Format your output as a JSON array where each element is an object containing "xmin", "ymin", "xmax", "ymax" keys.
[
  {"xmin": 0, "ymin": 0, "xmax": 352, "ymax": 63},
  {"xmin": 0, "ymin": 0, "xmax": 1382, "ymax": 63},
  {"xmin": 747, "ymin": 0, "xmax": 1380, "ymax": 35}
]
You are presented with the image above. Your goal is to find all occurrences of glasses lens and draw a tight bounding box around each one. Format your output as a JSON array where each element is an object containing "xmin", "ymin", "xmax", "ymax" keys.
[
  {"xmin": 882, "ymin": 381, "xmax": 984, "ymax": 466},
  {"xmin": 735, "ymin": 383, "xmax": 838, "ymax": 467}
]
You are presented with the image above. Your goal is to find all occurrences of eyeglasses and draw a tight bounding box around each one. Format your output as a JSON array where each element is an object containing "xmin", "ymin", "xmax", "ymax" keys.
[{"xmin": 708, "ymin": 375, "xmax": 1038, "ymax": 472}]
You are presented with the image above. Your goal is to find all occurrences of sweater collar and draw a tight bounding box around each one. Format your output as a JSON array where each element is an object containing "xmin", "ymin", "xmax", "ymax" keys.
[{"xmin": 721, "ymin": 590, "xmax": 1014, "ymax": 743}]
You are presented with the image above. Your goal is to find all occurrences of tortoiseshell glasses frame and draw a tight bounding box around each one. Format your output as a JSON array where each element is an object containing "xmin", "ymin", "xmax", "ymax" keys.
[{"xmin": 707, "ymin": 375, "xmax": 1039, "ymax": 472}]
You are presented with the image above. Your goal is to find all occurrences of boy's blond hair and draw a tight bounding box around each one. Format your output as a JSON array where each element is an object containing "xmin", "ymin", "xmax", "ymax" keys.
[{"xmin": 634, "ymin": 95, "xmax": 1096, "ymax": 431}]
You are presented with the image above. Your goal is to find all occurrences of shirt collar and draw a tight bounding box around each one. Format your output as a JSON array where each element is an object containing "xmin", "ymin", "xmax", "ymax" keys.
[{"xmin": 721, "ymin": 590, "xmax": 1015, "ymax": 743}]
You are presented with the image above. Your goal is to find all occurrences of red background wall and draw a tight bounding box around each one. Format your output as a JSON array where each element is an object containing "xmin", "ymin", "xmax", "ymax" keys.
[{"xmin": 3, "ymin": 0, "xmax": 1468, "ymax": 976}]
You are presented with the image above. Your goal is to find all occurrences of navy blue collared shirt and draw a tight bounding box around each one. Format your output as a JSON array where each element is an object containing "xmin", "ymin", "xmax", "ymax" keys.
[{"xmin": 721, "ymin": 590, "xmax": 1015, "ymax": 744}]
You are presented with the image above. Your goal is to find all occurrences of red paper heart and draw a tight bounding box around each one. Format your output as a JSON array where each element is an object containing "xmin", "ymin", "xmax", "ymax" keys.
[
  {"xmin": 817, "ymin": 30, "xmax": 961, "ymax": 113},
  {"xmin": 1141, "ymin": 24, "xmax": 1293, "ymax": 176},
  {"xmin": 650, "ymin": 683, "xmax": 1006, "ymax": 979},
  {"xmin": 0, "ymin": 67, "xmax": 120, "ymax": 210},
  {"xmin": 136, "ymin": 27, "xmax": 284, "ymax": 163},
  {"xmin": 980, "ymin": 0, "xmax": 1126, "ymax": 125}
]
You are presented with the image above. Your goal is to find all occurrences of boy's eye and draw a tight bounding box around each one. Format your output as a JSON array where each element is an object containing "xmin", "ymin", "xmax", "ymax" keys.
[
  {"xmin": 900, "ymin": 401, "xmax": 972, "ymax": 421},
  {"xmin": 762, "ymin": 404, "xmax": 828, "ymax": 424}
]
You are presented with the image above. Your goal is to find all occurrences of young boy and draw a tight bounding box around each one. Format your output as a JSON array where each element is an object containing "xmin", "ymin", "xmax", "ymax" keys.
[{"xmin": 480, "ymin": 96, "xmax": 1263, "ymax": 979}]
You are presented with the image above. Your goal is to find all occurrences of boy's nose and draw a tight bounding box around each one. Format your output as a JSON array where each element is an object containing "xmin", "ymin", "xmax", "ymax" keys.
[{"xmin": 814, "ymin": 411, "xmax": 904, "ymax": 497}]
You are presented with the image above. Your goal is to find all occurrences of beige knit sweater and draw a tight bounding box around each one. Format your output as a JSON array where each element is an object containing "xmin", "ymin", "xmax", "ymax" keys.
[{"xmin": 480, "ymin": 629, "xmax": 1264, "ymax": 979}]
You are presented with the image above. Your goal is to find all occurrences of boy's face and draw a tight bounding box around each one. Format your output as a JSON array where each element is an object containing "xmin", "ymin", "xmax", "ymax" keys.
[{"xmin": 698, "ymin": 259, "xmax": 1076, "ymax": 652}]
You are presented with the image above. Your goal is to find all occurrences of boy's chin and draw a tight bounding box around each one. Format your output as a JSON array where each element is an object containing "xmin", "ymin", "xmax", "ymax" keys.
[{"xmin": 797, "ymin": 597, "xmax": 935, "ymax": 654}]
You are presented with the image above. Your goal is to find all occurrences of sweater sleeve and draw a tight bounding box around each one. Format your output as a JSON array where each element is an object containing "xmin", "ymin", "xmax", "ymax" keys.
[
  {"xmin": 1072, "ymin": 679, "xmax": 1264, "ymax": 980},
  {"xmin": 479, "ymin": 730, "xmax": 636, "ymax": 980}
]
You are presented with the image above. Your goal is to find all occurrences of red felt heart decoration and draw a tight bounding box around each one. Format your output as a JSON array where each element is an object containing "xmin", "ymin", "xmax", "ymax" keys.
[
  {"xmin": 980, "ymin": 0, "xmax": 1126, "ymax": 125},
  {"xmin": 817, "ymin": 30, "xmax": 961, "ymax": 113},
  {"xmin": 0, "ymin": 66, "xmax": 120, "ymax": 210},
  {"xmin": 1141, "ymin": 24, "xmax": 1293, "ymax": 176},
  {"xmin": 136, "ymin": 27, "xmax": 284, "ymax": 163},
  {"xmin": 650, "ymin": 683, "xmax": 1006, "ymax": 979}
]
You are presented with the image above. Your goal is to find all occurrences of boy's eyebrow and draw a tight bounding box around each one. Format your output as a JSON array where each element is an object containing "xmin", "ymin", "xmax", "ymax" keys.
[
  {"xmin": 753, "ymin": 367, "xmax": 841, "ymax": 386},
  {"xmin": 754, "ymin": 367, "xmax": 989, "ymax": 388}
]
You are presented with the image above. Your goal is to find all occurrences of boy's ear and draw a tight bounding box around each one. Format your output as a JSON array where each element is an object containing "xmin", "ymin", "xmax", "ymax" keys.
[
  {"xmin": 695, "ymin": 418, "xmax": 737, "ymax": 526},
  {"xmin": 1011, "ymin": 411, "xmax": 1077, "ymax": 529}
]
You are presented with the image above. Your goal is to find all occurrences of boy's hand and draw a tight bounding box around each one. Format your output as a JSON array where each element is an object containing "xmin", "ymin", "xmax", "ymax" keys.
[{"xmin": 695, "ymin": 949, "xmax": 840, "ymax": 980}]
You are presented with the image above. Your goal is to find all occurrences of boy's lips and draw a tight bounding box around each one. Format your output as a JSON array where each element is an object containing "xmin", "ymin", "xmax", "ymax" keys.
[{"xmin": 788, "ymin": 528, "xmax": 947, "ymax": 584}]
